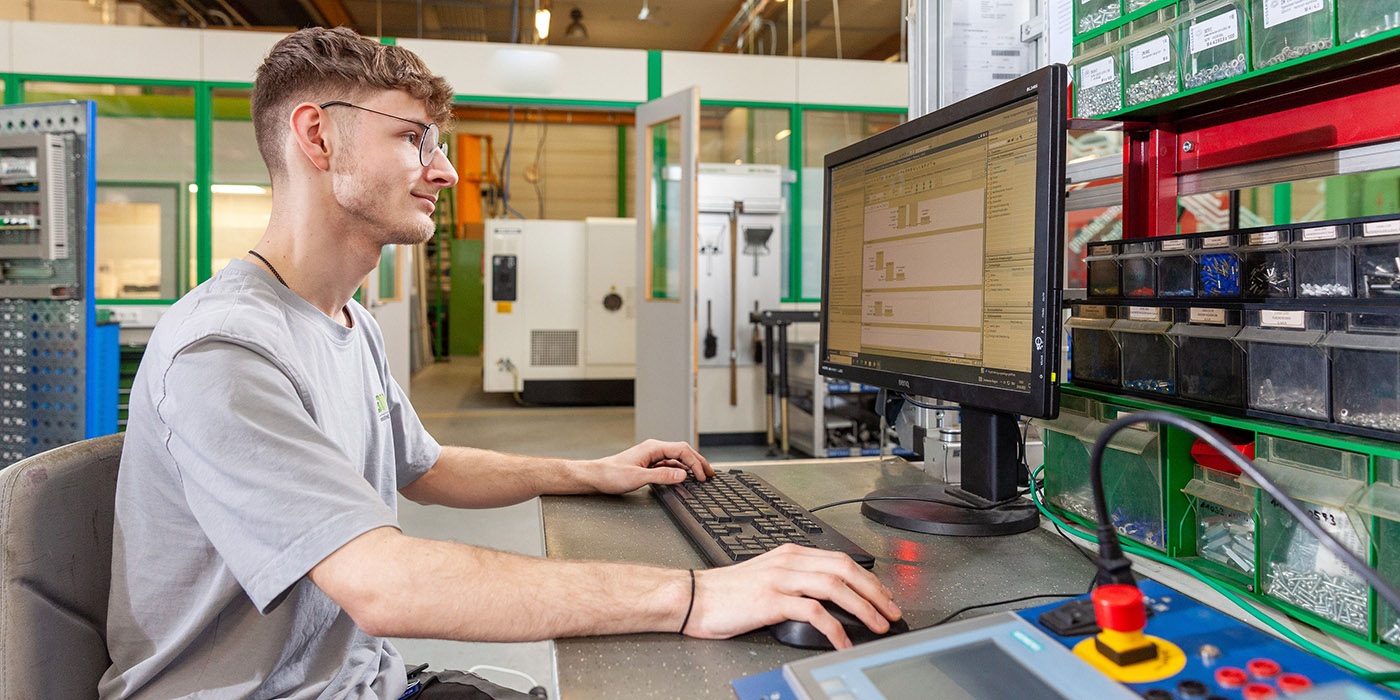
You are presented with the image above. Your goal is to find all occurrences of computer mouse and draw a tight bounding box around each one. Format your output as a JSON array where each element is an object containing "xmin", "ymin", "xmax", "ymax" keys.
[{"xmin": 771, "ymin": 600, "xmax": 911, "ymax": 649}]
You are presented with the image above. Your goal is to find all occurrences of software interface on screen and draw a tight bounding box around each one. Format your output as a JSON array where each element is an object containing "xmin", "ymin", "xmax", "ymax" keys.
[{"xmin": 824, "ymin": 97, "xmax": 1039, "ymax": 394}]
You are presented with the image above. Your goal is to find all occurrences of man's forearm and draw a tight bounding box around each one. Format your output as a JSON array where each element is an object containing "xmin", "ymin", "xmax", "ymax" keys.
[
  {"xmin": 401, "ymin": 445, "xmax": 592, "ymax": 509},
  {"xmin": 323, "ymin": 528, "xmax": 690, "ymax": 641}
]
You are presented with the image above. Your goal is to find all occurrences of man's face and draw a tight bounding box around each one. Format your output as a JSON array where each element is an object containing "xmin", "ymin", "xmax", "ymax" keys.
[{"xmin": 329, "ymin": 91, "xmax": 458, "ymax": 246}]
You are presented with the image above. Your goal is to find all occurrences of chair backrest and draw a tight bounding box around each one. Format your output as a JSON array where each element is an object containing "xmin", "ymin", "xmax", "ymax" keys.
[{"xmin": 0, "ymin": 433, "xmax": 123, "ymax": 699}]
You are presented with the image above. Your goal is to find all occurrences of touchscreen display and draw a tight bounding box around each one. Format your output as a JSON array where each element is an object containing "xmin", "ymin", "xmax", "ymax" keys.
[{"xmin": 862, "ymin": 640, "xmax": 1069, "ymax": 700}]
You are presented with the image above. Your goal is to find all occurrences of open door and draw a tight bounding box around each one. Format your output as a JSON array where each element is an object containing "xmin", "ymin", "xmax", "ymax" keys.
[{"xmin": 634, "ymin": 88, "xmax": 699, "ymax": 444}]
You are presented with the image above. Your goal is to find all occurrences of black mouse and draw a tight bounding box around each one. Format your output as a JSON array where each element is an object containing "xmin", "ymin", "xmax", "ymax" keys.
[{"xmin": 771, "ymin": 600, "xmax": 911, "ymax": 649}]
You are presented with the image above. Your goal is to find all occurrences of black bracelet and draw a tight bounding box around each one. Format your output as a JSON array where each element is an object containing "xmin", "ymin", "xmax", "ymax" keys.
[{"xmin": 679, "ymin": 569, "xmax": 696, "ymax": 634}]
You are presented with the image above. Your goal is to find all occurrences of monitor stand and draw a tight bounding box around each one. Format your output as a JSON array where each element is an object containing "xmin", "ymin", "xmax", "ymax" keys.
[{"xmin": 860, "ymin": 406, "xmax": 1040, "ymax": 536}]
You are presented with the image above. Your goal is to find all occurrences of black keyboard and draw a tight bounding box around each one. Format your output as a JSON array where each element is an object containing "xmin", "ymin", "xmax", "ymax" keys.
[{"xmin": 652, "ymin": 469, "xmax": 875, "ymax": 569}]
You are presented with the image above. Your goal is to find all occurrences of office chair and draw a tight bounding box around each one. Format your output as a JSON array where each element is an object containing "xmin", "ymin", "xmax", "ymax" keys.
[{"xmin": 0, "ymin": 433, "xmax": 123, "ymax": 699}]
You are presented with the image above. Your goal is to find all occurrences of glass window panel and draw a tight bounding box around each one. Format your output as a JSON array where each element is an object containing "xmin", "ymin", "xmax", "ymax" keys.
[
  {"xmin": 699, "ymin": 105, "xmax": 790, "ymax": 167},
  {"xmin": 202, "ymin": 88, "xmax": 271, "ymax": 287},
  {"xmin": 646, "ymin": 118, "xmax": 682, "ymax": 301},
  {"xmin": 800, "ymin": 110, "xmax": 904, "ymax": 299},
  {"xmin": 95, "ymin": 185, "xmax": 179, "ymax": 299},
  {"xmin": 1188, "ymin": 166, "xmax": 1400, "ymax": 233},
  {"xmin": 27, "ymin": 82, "xmax": 195, "ymax": 299}
]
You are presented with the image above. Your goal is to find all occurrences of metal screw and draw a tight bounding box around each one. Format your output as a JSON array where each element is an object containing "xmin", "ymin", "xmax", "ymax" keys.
[{"xmin": 1183, "ymin": 141, "xmax": 1195, "ymax": 152}]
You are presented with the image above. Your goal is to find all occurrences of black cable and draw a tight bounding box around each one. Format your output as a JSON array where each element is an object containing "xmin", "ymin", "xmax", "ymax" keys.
[
  {"xmin": 1090, "ymin": 411, "xmax": 1400, "ymax": 618},
  {"xmin": 931, "ymin": 592, "xmax": 1081, "ymax": 628},
  {"xmin": 896, "ymin": 392, "xmax": 961, "ymax": 412},
  {"xmin": 808, "ymin": 494, "xmax": 1022, "ymax": 513}
]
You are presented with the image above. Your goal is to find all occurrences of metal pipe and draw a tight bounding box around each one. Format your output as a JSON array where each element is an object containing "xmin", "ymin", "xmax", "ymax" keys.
[
  {"xmin": 778, "ymin": 321, "xmax": 790, "ymax": 454},
  {"xmin": 764, "ymin": 322, "xmax": 775, "ymax": 448}
]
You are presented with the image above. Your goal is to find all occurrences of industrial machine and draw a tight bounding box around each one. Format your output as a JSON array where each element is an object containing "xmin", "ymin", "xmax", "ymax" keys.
[
  {"xmin": 0, "ymin": 102, "xmax": 117, "ymax": 464},
  {"xmin": 482, "ymin": 217, "xmax": 636, "ymax": 404}
]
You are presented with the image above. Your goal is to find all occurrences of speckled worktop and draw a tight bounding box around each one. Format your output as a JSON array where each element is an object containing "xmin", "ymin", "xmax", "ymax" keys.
[{"xmin": 542, "ymin": 458, "xmax": 1097, "ymax": 699}]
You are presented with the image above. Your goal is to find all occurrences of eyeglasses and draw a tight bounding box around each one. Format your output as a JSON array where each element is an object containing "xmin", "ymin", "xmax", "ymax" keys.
[{"xmin": 319, "ymin": 100, "xmax": 448, "ymax": 167}]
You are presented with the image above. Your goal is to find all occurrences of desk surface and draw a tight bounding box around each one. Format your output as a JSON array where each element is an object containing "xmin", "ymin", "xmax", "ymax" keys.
[{"xmin": 542, "ymin": 458, "xmax": 1098, "ymax": 699}]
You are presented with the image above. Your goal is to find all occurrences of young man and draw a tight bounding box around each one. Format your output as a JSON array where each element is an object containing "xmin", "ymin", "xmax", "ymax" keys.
[{"xmin": 100, "ymin": 27, "xmax": 900, "ymax": 700}]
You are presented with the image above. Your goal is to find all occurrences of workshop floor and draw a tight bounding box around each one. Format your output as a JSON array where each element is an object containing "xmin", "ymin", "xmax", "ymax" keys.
[{"xmin": 392, "ymin": 356, "xmax": 771, "ymax": 697}]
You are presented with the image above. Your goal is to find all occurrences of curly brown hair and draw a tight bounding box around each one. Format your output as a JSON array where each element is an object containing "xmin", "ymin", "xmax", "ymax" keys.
[{"xmin": 251, "ymin": 27, "xmax": 454, "ymax": 180}]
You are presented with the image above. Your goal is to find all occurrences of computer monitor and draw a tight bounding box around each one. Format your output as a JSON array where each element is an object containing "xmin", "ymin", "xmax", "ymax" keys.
[{"xmin": 818, "ymin": 65, "xmax": 1067, "ymax": 536}]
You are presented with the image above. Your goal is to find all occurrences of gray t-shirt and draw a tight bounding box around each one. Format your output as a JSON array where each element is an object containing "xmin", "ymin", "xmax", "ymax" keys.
[{"xmin": 100, "ymin": 259, "xmax": 442, "ymax": 700}]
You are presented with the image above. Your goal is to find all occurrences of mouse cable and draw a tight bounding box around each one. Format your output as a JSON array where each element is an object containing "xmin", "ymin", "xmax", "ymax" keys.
[
  {"xmin": 807, "ymin": 494, "xmax": 1021, "ymax": 513},
  {"xmin": 929, "ymin": 592, "xmax": 1082, "ymax": 628}
]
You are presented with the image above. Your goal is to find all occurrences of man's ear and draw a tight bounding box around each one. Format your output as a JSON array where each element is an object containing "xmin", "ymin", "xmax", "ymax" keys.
[{"xmin": 287, "ymin": 102, "xmax": 334, "ymax": 173}]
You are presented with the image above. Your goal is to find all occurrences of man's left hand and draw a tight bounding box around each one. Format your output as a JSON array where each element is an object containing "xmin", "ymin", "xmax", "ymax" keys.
[{"xmin": 576, "ymin": 439, "xmax": 714, "ymax": 495}]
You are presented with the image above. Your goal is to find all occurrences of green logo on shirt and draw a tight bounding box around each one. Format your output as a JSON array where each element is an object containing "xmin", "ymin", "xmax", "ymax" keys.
[{"xmin": 374, "ymin": 393, "xmax": 388, "ymax": 414}]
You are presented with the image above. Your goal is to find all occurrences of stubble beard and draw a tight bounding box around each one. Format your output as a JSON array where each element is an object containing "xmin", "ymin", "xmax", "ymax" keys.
[{"xmin": 331, "ymin": 158, "xmax": 436, "ymax": 248}]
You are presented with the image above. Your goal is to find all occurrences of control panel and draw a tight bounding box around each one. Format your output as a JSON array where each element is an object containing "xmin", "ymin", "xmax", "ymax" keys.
[{"xmin": 734, "ymin": 580, "xmax": 1388, "ymax": 700}]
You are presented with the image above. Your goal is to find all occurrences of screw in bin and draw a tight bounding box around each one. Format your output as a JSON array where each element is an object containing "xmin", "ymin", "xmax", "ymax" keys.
[{"xmin": 1182, "ymin": 141, "xmax": 1195, "ymax": 153}]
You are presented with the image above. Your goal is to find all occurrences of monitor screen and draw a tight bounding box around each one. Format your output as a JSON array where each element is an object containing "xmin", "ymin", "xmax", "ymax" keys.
[{"xmin": 819, "ymin": 67, "xmax": 1065, "ymax": 420}]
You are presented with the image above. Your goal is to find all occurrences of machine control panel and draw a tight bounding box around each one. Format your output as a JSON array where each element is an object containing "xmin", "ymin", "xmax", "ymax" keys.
[{"xmin": 491, "ymin": 254, "xmax": 517, "ymax": 302}]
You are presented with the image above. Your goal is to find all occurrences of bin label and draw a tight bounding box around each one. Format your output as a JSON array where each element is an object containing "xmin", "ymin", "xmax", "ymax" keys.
[
  {"xmin": 1190, "ymin": 10, "xmax": 1240, "ymax": 54},
  {"xmin": 1263, "ymin": 0, "xmax": 1324, "ymax": 29},
  {"xmin": 1130, "ymin": 35, "xmax": 1172, "ymax": 74},
  {"xmin": 1129, "ymin": 306, "xmax": 1162, "ymax": 321},
  {"xmin": 1249, "ymin": 230, "xmax": 1282, "ymax": 246},
  {"xmin": 1080, "ymin": 56, "xmax": 1117, "ymax": 90},
  {"xmin": 1203, "ymin": 235, "xmax": 1232, "ymax": 249},
  {"xmin": 1190, "ymin": 307, "xmax": 1228, "ymax": 324},
  {"xmin": 1306, "ymin": 504, "xmax": 1365, "ymax": 578},
  {"xmin": 1078, "ymin": 305, "xmax": 1109, "ymax": 319},
  {"xmin": 1261, "ymin": 310, "xmax": 1306, "ymax": 329},
  {"xmin": 1161, "ymin": 239, "xmax": 1188, "ymax": 251},
  {"xmin": 1300, "ymin": 225, "xmax": 1340, "ymax": 241},
  {"xmin": 1089, "ymin": 244, "xmax": 1114, "ymax": 256},
  {"xmin": 1363, "ymin": 220, "xmax": 1400, "ymax": 237}
]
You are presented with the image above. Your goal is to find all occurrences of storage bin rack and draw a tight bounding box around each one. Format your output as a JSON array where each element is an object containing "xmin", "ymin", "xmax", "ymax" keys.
[{"xmin": 1057, "ymin": 17, "xmax": 1400, "ymax": 661}]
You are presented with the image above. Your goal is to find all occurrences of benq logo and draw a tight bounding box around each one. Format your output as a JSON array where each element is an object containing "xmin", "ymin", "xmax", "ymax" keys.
[{"xmin": 898, "ymin": 380, "xmax": 911, "ymax": 388}]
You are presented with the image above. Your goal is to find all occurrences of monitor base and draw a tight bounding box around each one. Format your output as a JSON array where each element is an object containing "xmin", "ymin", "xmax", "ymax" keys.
[{"xmin": 859, "ymin": 484, "xmax": 1039, "ymax": 537}]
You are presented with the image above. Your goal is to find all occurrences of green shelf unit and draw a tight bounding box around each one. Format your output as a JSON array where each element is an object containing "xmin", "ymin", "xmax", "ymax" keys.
[
  {"xmin": 1052, "ymin": 383, "xmax": 1400, "ymax": 663},
  {"xmin": 1076, "ymin": 0, "xmax": 1182, "ymax": 45},
  {"xmin": 1087, "ymin": 25, "xmax": 1400, "ymax": 121}
]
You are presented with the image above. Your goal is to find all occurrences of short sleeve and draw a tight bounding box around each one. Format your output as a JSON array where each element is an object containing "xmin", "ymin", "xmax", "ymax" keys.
[
  {"xmin": 158, "ymin": 339, "xmax": 401, "ymax": 613},
  {"xmin": 383, "ymin": 371, "xmax": 440, "ymax": 488}
]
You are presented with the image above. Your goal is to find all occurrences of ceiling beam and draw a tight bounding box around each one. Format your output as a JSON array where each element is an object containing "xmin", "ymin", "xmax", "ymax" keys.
[
  {"xmin": 307, "ymin": 0, "xmax": 354, "ymax": 28},
  {"xmin": 858, "ymin": 32, "xmax": 902, "ymax": 61}
]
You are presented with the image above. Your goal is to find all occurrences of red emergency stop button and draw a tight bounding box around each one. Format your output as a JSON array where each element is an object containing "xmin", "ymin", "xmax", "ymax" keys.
[
  {"xmin": 1214, "ymin": 667, "xmax": 1249, "ymax": 688},
  {"xmin": 1248, "ymin": 658, "xmax": 1282, "ymax": 679},
  {"xmin": 1092, "ymin": 584, "xmax": 1147, "ymax": 632},
  {"xmin": 1277, "ymin": 673, "xmax": 1313, "ymax": 695},
  {"xmin": 1243, "ymin": 683, "xmax": 1278, "ymax": 700}
]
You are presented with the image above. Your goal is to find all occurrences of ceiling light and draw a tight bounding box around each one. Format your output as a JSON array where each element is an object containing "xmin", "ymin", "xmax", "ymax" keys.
[
  {"xmin": 188, "ymin": 184, "xmax": 267, "ymax": 195},
  {"xmin": 535, "ymin": 8, "xmax": 552, "ymax": 40},
  {"xmin": 775, "ymin": 129, "xmax": 791, "ymax": 141},
  {"xmin": 638, "ymin": 0, "xmax": 650, "ymax": 21}
]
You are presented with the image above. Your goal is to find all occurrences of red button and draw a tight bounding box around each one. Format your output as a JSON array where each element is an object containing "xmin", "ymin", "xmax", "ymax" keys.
[
  {"xmin": 1277, "ymin": 673, "xmax": 1313, "ymax": 694},
  {"xmin": 1215, "ymin": 667, "xmax": 1249, "ymax": 688},
  {"xmin": 1248, "ymin": 658, "xmax": 1282, "ymax": 678},
  {"xmin": 1092, "ymin": 584, "xmax": 1147, "ymax": 632},
  {"xmin": 1243, "ymin": 683, "xmax": 1278, "ymax": 700}
]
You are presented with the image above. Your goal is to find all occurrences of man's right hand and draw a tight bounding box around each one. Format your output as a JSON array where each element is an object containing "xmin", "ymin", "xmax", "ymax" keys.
[{"xmin": 681, "ymin": 543, "xmax": 902, "ymax": 650}]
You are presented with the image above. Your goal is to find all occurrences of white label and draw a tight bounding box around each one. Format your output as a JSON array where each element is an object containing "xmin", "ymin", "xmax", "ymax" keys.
[
  {"xmin": 1203, "ymin": 235, "xmax": 1232, "ymax": 249},
  {"xmin": 1080, "ymin": 56, "xmax": 1117, "ymax": 91},
  {"xmin": 1079, "ymin": 305, "xmax": 1109, "ymax": 319},
  {"xmin": 1130, "ymin": 35, "xmax": 1172, "ymax": 74},
  {"xmin": 1249, "ymin": 231, "xmax": 1281, "ymax": 246},
  {"xmin": 1305, "ymin": 504, "xmax": 1365, "ymax": 578},
  {"xmin": 1261, "ymin": 310, "xmax": 1306, "ymax": 329},
  {"xmin": 1128, "ymin": 306, "xmax": 1161, "ymax": 321},
  {"xmin": 1364, "ymin": 220, "xmax": 1400, "ymax": 237},
  {"xmin": 1301, "ymin": 225, "xmax": 1340, "ymax": 241},
  {"xmin": 1190, "ymin": 307, "xmax": 1228, "ymax": 324},
  {"xmin": 1089, "ymin": 244, "xmax": 1114, "ymax": 256},
  {"xmin": 1161, "ymin": 239, "xmax": 1188, "ymax": 251},
  {"xmin": 1263, "ymin": 0, "xmax": 1325, "ymax": 29},
  {"xmin": 1190, "ymin": 10, "xmax": 1240, "ymax": 54}
]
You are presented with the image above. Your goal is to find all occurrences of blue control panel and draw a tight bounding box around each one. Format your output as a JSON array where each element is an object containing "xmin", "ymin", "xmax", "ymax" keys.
[{"xmin": 735, "ymin": 579, "xmax": 1386, "ymax": 700}]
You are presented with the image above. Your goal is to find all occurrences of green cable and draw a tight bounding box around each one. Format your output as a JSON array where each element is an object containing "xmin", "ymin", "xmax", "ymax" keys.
[{"xmin": 1028, "ymin": 465, "xmax": 1400, "ymax": 684}]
